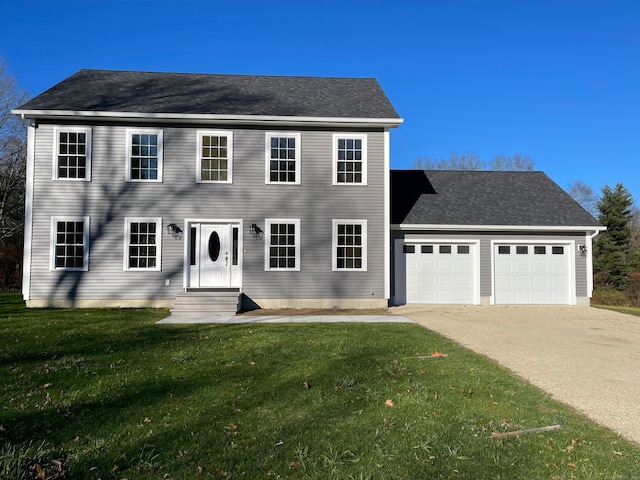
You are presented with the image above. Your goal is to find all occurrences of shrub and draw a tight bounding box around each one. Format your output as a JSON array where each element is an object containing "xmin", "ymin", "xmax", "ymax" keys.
[
  {"xmin": 627, "ymin": 272, "xmax": 640, "ymax": 307},
  {"xmin": 591, "ymin": 288, "xmax": 630, "ymax": 306}
]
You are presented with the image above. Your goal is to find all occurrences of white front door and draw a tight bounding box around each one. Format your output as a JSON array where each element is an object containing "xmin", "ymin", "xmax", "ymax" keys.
[{"xmin": 199, "ymin": 224, "xmax": 232, "ymax": 287}]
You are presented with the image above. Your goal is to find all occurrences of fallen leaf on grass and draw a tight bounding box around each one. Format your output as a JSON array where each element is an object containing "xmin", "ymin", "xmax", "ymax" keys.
[
  {"xmin": 289, "ymin": 461, "xmax": 301, "ymax": 468},
  {"xmin": 385, "ymin": 399, "xmax": 395, "ymax": 407},
  {"xmin": 143, "ymin": 417, "xmax": 151, "ymax": 424}
]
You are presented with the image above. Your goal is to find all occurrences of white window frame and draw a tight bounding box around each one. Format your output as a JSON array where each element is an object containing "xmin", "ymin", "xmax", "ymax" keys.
[
  {"xmin": 124, "ymin": 217, "xmax": 162, "ymax": 271},
  {"xmin": 332, "ymin": 133, "xmax": 367, "ymax": 185},
  {"xmin": 126, "ymin": 129, "xmax": 163, "ymax": 182},
  {"xmin": 265, "ymin": 132, "xmax": 301, "ymax": 185},
  {"xmin": 332, "ymin": 219, "xmax": 368, "ymax": 271},
  {"xmin": 264, "ymin": 219, "xmax": 301, "ymax": 271},
  {"xmin": 52, "ymin": 127, "xmax": 92, "ymax": 181},
  {"xmin": 196, "ymin": 130, "xmax": 233, "ymax": 183},
  {"xmin": 50, "ymin": 216, "xmax": 90, "ymax": 271}
]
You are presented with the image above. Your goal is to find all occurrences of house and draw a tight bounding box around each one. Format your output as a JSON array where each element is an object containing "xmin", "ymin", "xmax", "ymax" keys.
[
  {"xmin": 13, "ymin": 69, "xmax": 602, "ymax": 311},
  {"xmin": 13, "ymin": 69, "xmax": 403, "ymax": 310},
  {"xmin": 391, "ymin": 170, "xmax": 604, "ymax": 305}
]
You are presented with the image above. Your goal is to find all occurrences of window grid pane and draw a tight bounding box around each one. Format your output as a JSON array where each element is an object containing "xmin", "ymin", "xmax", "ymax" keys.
[
  {"xmin": 129, "ymin": 222, "xmax": 158, "ymax": 268},
  {"xmin": 55, "ymin": 221, "xmax": 85, "ymax": 268},
  {"xmin": 269, "ymin": 223, "xmax": 296, "ymax": 269},
  {"xmin": 58, "ymin": 131, "xmax": 87, "ymax": 179},
  {"xmin": 130, "ymin": 134, "xmax": 159, "ymax": 180},
  {"xmin": 336, "ymin": 138, "xmax": 363, "ymax": 183},
  {"xmin": 336, "ymin": 223, "xmax": 363, "ymax": 269},
  {"xmin": 201, "ymin": 135, "xmax": 229, "ymax": 181},
  {"xmin": 269, "ymin": 137, "xmax": 296, "ymax": 182}
]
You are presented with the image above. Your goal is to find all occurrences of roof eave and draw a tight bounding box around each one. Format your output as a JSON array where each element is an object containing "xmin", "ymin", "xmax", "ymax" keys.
[
  {"xmin": 391, "ymin": 224, "xmax": 606, "ymax": 232},
  {"xmin": 12, "ymin": 109, "xmax": 404, "ymax": 128}
]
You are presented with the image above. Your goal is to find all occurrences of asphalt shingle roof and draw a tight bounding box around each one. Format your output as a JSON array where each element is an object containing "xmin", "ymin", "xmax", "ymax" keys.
[
  {"xmin": 18, "ymin": 69, "xmax": 401, "ymax": 119},
  {"xmin": 391, "ymin": 170, "xmax": 602, "ymax": 227}
]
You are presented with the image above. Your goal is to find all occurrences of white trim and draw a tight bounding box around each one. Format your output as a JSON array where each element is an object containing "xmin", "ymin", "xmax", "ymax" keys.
[
  {"xmin": 50, "ymin": 216, "xmax": 90, "ymax": 271},
  {"xmin": 123, "ymin": 217, "xmax": 162, "ymax": 271},
  {"xmin": 332, "ymin": 219, "xmax": 368, "ymax": 271},
  {"xmin": 125, "ymin": 128, "xmax": 163, "ymax": 182},
  {"xmin": 393, "ymin": 223, "xmax": 606, "ymax": 233},
  {"xmin": 490, "ymin": 239, "xmax": 576, "ymax": 305},
  {"xmin": 264, "ymin": 219, "xmax": 301, "ymax": 271},
  {"xmin": 332, "ymin": 133, "xmax": 368, "ymax": 186},
  {"xmin": 52, "ymin": 126, "xmax": 92, "ymax": 181},
  {"xmin": 13, "ymin": 109, "xmax": 404, "ymax": 128},
  {"xmin": 395, "ymin": 238, "xmax": 481, "ymax": 305},
  {"xmin": 383, "ymin": 129, "xmax": 390, "ymax": 300},
  {"xmin": 265, "ymin": 132, "xmax": 301, "ymax": 185},
  {"xmin": 22, "ymin": 125, "xmax": 36, "ymax": 300},
  {"xmin": 196, "ymin": 130, "xmax": 233, "ymax": 184}
]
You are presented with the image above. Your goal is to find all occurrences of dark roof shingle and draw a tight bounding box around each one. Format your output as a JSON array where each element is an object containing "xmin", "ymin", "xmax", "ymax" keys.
[
  {"xmin": 391, "ymin": 170, "xmax": 602, "ymax": 227},
  {"xmin": 18, "ymin": 69, "xmax": 401, "ymax": 119}
]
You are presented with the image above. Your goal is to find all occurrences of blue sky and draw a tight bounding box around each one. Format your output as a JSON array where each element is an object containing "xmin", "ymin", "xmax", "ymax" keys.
[{"xmin": 2, "ymin": 0, "xmax": 638, "ymax": 203}]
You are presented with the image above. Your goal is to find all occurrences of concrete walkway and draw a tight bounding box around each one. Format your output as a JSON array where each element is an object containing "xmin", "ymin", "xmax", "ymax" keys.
[{"xmin": 156, "ymin": 314, "xmax": 414, "ymax": 324}]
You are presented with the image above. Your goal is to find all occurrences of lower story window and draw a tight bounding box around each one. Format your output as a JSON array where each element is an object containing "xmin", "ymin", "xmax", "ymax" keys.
[
  {"xmin": 265, "ymin": 219, "xmax": 300, "ymax": 271},
  {"xmin": 51, "ymin": 217, "xmax": 90, "ymax": 271},
  {"xmin": 333, "ymin": 220, "xmax": 367, "ymax": 271},
  {"xmin": 125, "ymin": 218, "xmax": 162, "ymax": 271}
]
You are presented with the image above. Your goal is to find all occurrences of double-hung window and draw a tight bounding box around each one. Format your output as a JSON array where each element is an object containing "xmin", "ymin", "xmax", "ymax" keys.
[
  {"xmin": 333, "ymin": 134, "xmax": 367, "ymax": 185},
  {"xmin": 333, "ymin": 220, "xmax": 367, "ymax": 271},
  {"xmin": 265, "ymin": 219, "xmax": 300, "ymax": 271},
  {"xmin": 51, "ymin": 216, "xmax": 90, "ymax": 271},
  {"xmin": 197, "ymin": 130, "xmax": 233, "ymax": 183},
  {"xmin": 53, "ymin": 127, "xmax": 92, "ymax": 180},
  {"xmin": 265, "ymin": 132, "xmax": 301, "ymax": 184},
  {"xmin": 124, "ymin": 218, "xmax": 162, "ymax": 271},
  {"xmin": 126, "ymin": 129, "xmax": 163, "ymax": 182}
]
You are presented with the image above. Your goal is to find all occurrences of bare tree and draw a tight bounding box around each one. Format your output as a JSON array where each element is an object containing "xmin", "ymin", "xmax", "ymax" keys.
[
  {"xmin": 490, "ymin": 153, "xmax": 534, "ymax": 171},
  {"xmin": 630, "ymin": 205, "xmax": 640, "ymax": 253},
  {"xmin": 567, "ymin": 180, "xmax": 599, "ymax": 217},
  {"xmin": 0, "ymin": 61, "xmax": 28, "ymax": 244},
  {"xmin": 413, "ymin": 151, "xmax": 534, "ymax": 171}
]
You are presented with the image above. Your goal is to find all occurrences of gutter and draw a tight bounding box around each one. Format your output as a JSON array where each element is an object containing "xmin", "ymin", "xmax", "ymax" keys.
[{"xmin": 12, "ymin": 109, "xmax": 404, "ymax": 129}]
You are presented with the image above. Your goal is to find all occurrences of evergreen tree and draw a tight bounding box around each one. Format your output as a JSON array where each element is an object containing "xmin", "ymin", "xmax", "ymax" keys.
[{"xmin": 593, "ymin": 183, "xmax": 640, "ymax": 290}]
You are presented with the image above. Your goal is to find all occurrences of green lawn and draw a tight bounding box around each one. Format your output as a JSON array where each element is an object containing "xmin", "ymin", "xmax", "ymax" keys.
[{"xmin": 1, "ymin": 293, "xmax": 639, "ymax": 479}]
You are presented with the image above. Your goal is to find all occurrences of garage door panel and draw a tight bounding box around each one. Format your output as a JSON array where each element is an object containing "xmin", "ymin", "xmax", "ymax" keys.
[
  {"xmin": 494, "ymin": 244, "xmax": 570, "ymax": 305},
  {"xmin": 405, "ymin": 243, "xmax": 477, "ymax": 305}
]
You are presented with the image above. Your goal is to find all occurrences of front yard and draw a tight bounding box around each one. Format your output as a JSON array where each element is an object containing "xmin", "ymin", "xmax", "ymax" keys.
[{"xmin": 1, "ymin": 292, "xmax": 638, "ymax": 479}]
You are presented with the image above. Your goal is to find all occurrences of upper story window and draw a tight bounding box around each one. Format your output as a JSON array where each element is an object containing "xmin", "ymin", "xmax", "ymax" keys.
[
  {"xmin": 333, "ymin": 134, "xmax": 367, "ymax": 185},
  {"xmin": 265, "ymin": 132, "xmax": 301, "ymax": 184},
  {"xmin": 265, "ymin": 219, "xmax": 300, "ymax": 271},
  {"xmin": 50, "ymin": 216, "xmax": 90, "ymax": 271},
  {"xmin": 53, "ymin": 127, "xmax": 92, "ymax": 180},
  {"xmin": 126, "ymin": 129, "xmax": 163, "ymax": 182},
  {"xmin": 124, "ymin": 218, "xmax": 162, "ymax": 271},
  {"xmin": 197, "ymin": 131, "xmax": 233, "ymax": 183},
  {"xmin": 332, "ymin": 219, "xmax": 367, "ymax": 271}
]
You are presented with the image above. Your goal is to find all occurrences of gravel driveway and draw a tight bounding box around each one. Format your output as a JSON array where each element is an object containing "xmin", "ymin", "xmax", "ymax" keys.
[{"xmin": 392, "ymin": 305, "xmax": 640, "ymax": 444}]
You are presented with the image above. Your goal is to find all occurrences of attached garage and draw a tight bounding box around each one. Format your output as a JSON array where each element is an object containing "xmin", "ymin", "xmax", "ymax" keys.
[
  {"xmin": 391, "ymin": 170, "xmax": 604, "ymax": 306},
  {"xmin": 493, "ymin": 243, "xmax": 573, "ymax": 305}
]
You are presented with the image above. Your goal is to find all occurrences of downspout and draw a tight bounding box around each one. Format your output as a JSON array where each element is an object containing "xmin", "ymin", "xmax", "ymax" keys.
[{"xmin": 585, "ymin": 229, "xmax": 603, "ymax": 299}]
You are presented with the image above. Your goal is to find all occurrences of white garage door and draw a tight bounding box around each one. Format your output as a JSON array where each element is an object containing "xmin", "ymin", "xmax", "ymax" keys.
[
  {"xmin": 494, "ymin": 244, "xmax": 570, "ymax": 304},
  {"xmin": 405, "ymin": 243, "xmax": 477, "ymax": 304}
]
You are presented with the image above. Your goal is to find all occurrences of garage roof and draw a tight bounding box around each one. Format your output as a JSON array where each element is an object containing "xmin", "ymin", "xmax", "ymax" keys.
[{"xmin": 391, "ymin": 170, "xmax": 602, "ymax": 227}]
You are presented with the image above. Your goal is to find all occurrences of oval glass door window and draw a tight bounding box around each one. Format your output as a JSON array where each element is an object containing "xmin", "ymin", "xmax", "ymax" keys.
[{"xmin": 208, "ymin": 232, "xmax": 221, "ymax": 261}]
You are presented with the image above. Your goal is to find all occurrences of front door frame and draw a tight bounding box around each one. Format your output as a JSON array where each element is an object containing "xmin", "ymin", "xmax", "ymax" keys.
[{"xmin": 183, "ymin": 218, "xmax": 243, "ymax": 289}]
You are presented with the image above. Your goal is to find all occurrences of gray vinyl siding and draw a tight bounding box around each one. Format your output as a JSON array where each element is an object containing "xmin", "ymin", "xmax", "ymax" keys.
[
  {"xmin": 27, "ymin": 122, "xmax": 386, "ymax": 302},
  {"xmin": 392, "ymin": 230, "xmax": 590, "ymax": 301}
]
